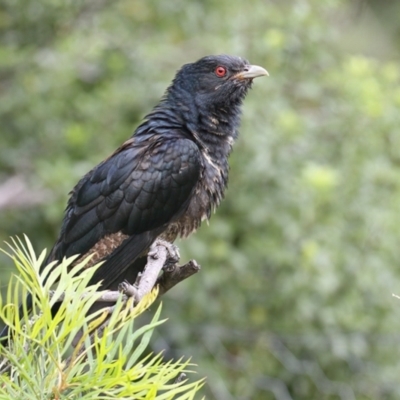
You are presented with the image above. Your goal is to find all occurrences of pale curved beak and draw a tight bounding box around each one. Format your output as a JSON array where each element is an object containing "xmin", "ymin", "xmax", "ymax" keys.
[{"xmin": 236, "ymin": 65, "xmax": 269, "ymax": 79}]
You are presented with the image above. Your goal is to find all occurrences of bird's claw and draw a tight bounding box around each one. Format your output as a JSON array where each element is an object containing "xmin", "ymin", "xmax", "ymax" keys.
[
  {"xmin": 154, "ymin": 239, "xmax": 180, "ymax": 267},
  {"xmin": 118, "ymin": 280, "xmax": 139, "ymax": 303}
]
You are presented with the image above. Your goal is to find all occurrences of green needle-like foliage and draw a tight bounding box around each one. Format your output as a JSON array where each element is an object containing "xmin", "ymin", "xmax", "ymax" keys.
[{"xmin": 0, "ymin": 236, "xmax": 204, "ymax": 399}]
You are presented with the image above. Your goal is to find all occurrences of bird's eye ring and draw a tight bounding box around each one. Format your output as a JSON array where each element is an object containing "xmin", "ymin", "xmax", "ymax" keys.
[{"xmin": 215, "ymin": 66, "xmax": 227, "ymax": 77}]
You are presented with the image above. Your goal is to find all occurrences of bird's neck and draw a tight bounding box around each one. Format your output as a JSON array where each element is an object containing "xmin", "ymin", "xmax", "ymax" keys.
[
  {"xmin": 138, "ymin": 93, "xmax": 242, "ymax": 164},
  {"xmin": 170, "ymin": 88, "xmax": 242, "ymax": 162}
]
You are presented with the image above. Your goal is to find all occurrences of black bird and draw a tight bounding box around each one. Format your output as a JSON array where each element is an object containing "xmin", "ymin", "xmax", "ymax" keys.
[
  {"xmin": 1, "ymin": 55, "xmax": 267, "ymax": 341},
  {"xmin": 46, "ymin": 54, "xmax": 267, "ymax": 289}
]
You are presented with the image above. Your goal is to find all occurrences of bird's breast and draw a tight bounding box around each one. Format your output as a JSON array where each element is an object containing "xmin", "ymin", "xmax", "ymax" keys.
[{"xmin": 163, "ymin": 150, "xmax": 228, "ymax": 241}]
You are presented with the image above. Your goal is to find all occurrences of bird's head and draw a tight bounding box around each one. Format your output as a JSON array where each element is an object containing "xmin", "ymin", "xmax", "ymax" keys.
[
  {"xmin": 143, "ymin": 55, "xmax": 268, "ymax": 146},
  {"xmin": 172, "ymin": 54, "xmax": 268, "ymax": 110}
]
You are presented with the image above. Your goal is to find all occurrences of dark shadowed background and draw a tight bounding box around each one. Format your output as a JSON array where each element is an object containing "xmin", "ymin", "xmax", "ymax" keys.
[{"xmin": 1, "ymin": 0, "xmax": 400, "ymax": 398}]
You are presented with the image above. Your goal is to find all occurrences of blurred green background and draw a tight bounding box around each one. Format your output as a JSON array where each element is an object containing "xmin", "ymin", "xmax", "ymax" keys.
[{"xmin": 1, "ymin": 0, "xmax": 400, "ymax": 398}]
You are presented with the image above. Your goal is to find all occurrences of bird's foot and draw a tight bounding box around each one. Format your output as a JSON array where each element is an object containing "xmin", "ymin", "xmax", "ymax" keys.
[
  {"xmin": 126, "ymin": 240, "xmax": 180, "ymax": 305},
  {"xmin": 118, "ymin": 280, "xmax": 139, "ymax": 303},
  {"xmin": 151, "ymin": 239, "xmax": 180, "ymax": 270}
]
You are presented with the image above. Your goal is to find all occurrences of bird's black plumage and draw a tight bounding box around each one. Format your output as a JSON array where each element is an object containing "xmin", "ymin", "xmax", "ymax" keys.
[
  {"xmin": 1, "ymin": 55, "xmax": 267, "ymax": 342},
  {"xmin": 45, "ymin": 54, "xmax": 267, "ymax": 290}
]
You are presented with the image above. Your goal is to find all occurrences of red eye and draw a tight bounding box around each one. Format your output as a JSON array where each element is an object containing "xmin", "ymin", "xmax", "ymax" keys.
[{"xmin": 215, "ymin": 66, "xmax": 227, "ymax": 77}]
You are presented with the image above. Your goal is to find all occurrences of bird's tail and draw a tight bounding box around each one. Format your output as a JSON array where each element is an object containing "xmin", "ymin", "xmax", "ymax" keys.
[{"xmin": 0, "ymin": 232, "xmax": 158, "ymax": 348}]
